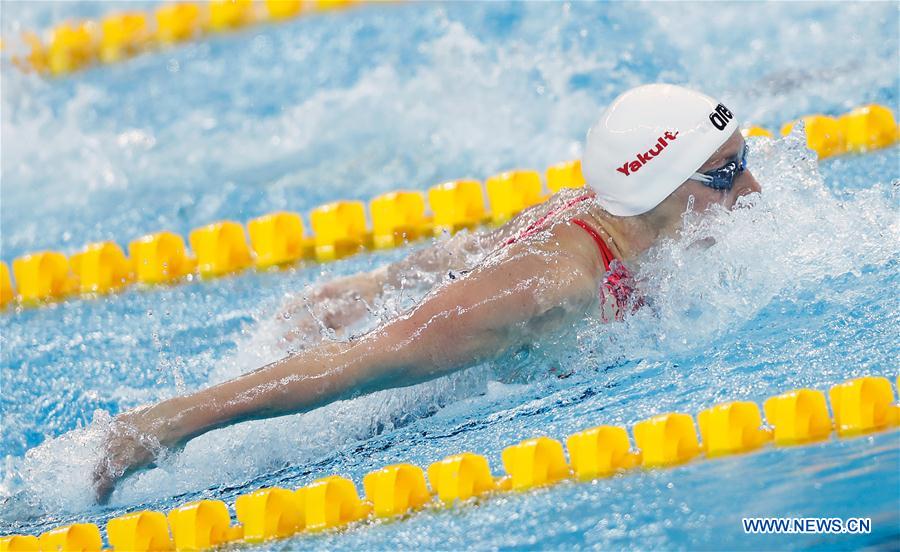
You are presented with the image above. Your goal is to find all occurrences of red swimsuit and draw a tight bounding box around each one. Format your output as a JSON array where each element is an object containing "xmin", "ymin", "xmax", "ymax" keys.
[{"xmin": 504, "ymin": 192, "xmax": 636, "ymax": 320}]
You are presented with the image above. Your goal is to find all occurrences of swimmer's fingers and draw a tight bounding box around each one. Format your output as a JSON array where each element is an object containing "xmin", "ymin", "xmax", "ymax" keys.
[
  {"xmin": 91, "ymin": 439, "xmax": 128, "ymax": 503},
  {"xmin": 91, "ymin": 463, "xmax": 116, "ymax": 504},
  {"xmin": 91, "ymin": 416, "xmax": 160, "ymax": 503},
  {"xmin": 91, "ymin": 438, "xmax": 129, "ymax": 503}
]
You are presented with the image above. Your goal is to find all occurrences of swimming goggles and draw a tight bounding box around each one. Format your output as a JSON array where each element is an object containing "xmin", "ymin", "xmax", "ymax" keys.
[{"xmin": 688, "ymin": 143, "xmax": 748, "ymax": 191}]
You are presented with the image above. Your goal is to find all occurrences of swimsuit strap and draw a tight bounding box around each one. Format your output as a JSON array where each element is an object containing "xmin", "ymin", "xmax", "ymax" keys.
[
  {"xmin": 569, "ymin": 217, "xmax": 640, "ymax": 321},
  {"xmin": 569, "ymin": 218, "xmax": 616, "ymax": 272},
  {"xmin": 504, "ymin": 192, "xmax": 595, "ymax": 246}
]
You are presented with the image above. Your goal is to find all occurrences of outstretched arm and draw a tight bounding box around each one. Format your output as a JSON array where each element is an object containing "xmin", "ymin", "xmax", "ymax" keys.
[{"xmin": 94, "ymin": 231, "xmax": 598, "ymax": 500}]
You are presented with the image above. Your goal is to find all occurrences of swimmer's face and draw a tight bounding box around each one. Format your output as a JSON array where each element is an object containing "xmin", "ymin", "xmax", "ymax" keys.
[
  {"xmin": 682, "ymin": 130, "xmax": 762, "ymax": 212},
  {"xmin": 647, "ymin": 130, "xmax": 762, "ymax": 237}
]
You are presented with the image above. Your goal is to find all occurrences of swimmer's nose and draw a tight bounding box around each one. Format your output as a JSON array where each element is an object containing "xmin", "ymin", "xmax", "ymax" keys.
[{"xmin": 729, "ymin": 170, "xmax": 762, "ymax": 208}]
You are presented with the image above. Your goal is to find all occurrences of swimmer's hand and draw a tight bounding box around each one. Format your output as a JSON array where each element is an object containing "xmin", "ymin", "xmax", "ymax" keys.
[
  {"xmin": 280, "ymin": 269, "xmax": 388, "ymax": 342},
  {"xmin": 92, "ymin": 407, "xmax": 171, "ymax": 503}
]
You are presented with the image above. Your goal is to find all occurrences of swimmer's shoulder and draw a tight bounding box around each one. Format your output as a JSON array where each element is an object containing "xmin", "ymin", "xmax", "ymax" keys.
[{"xmin": 491, "ymin": 188, "xmax": 593, "ymax": 240}]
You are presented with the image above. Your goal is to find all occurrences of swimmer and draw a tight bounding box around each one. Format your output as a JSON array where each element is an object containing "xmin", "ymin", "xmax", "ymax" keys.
[{"xmin": 93, "ymin": 84, "xmax": 761, "ymax": 501}]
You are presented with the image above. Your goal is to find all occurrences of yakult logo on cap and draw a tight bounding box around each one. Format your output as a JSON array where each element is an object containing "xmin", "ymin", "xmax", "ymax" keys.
[{"xmin": 616, "ymin": 130, "xmax": 679, "ymax": 176}]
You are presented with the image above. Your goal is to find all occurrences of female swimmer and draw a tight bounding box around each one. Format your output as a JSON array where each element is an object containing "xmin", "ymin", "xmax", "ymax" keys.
[{"xmin": 93, "ymin": 84, "xmax": 761, "ymax": 500}]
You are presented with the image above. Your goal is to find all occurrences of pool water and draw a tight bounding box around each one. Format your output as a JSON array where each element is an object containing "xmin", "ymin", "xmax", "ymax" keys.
[{"xmin": 1, "ymin": 2, "xmax": 898, "ymax": 549}]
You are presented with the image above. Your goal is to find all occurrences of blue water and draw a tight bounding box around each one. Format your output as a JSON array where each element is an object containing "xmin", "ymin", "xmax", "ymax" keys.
[{"xmin": 1, "ymin": 1, "xmax": 899, "ymax": 549}]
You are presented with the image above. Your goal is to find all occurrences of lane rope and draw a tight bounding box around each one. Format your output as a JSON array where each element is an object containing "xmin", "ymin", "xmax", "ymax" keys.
[
  {"xmin": 1, "ymin": 0, "xmax": 383, "ymax": 77},
  {"xmin": 2, "ymin": 375, "xmax": 898, "ymax": 550}
]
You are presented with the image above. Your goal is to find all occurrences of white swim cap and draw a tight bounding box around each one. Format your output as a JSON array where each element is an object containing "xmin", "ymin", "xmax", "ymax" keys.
[{"xmin": 582, "ymin": 84, "xmax": 739, "ymax": 216}]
